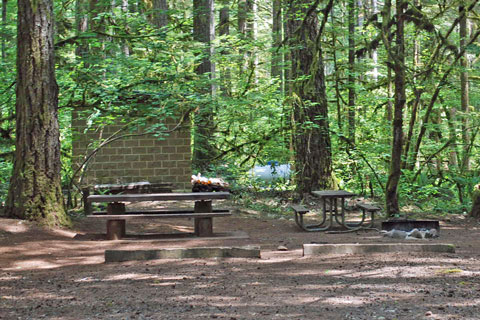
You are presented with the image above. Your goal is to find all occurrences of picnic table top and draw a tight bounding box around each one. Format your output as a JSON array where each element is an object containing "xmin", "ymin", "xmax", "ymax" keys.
[
  {"xmin": 93, "ymin": 181, "xmax": 150, "ymax": 189},
  {"xmin": 311, "ymin": 190, "xmax": 356, "ymax": 198},
  {"xmin": 87, "ymin": 192, "xmax": 230, "ymax": 203}
]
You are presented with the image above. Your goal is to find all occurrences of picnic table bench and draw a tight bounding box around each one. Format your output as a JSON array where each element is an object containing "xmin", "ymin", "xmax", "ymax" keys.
[{"xmin": 86, "ymin": 192, "xmax": 231, "ymax": 240}]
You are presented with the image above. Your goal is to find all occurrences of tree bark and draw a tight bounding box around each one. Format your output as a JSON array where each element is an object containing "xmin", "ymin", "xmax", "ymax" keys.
[
  {"xmin": 152, "ymin": 0, "xmax": 168, "ymax": 28},
  {"xmin": 219, "ymin": 0, "xmax": 229, "ymax": 37},
  {"xmin": 5, "ymin": 0, "xmax": 68, "ymax": 226},
  {"xmin": 249, "ymin": 0, "xmax": 258, "ymax": 81},
  {"xmin": 1, "ymin": 0, "xmax": 6, "ymax": 60},
  {"xmin": 347, "ymin": 0, "xmax": 356, "ymax": 143},
  {"xmin": 287, "ymin": 0, "xmax": 334, "ymax": 195},
  {"xmin": 75, "ymin": 0, "xmax": 89, "ymax": 60},
  {"xmin": 370, "ymin": 0, "xmax": 379, "ymax": 80},
  {"xmin": 403, "ymin": 0, "xmax": 421, "ymax": 170},
  {"xmin": 238, "ymin": 0, "xmax": 247, "ymax": 35},
  {"xmin": 381, "ymin": 0, "xmax": 393, "ymax": 122},
  {"xmin": 271, "ymin": 0, "xmax": 283, "ymax": 91},
  {"xmin": 459, "ymin": 2, "xmax": 470, "ymax": 170},
  {"xmin": 283, "ymin": 2, "xmax": 291, "ymax": 95},
  {"xmin": 192, "ymin": 0, "xmax": 216, "ymax": 170},
  {"xmin": 385, "ymin": 0, "xmax": 406, "ymax": 217},
  {"xmin": 219, "ymin": 0, "xmax": 230, "ymax": 96}
]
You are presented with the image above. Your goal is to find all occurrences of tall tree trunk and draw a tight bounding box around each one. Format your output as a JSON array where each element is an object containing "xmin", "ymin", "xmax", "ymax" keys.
[
  {"xmin": 287, "ymin": 0, "xmax": 334, "ymax": 195},
  {"xmin": 283, "ymin": 2, "xmax": 291, "ymax": 95},
  {"xmin": 459, "ymin": 2, "xmax": 470, "ymax": 170},
  {"xmin": 192, "ymin": 0, "xmax": 216, "ymax": 171},
  {"xmin": 152, "ymin": 0, "xmax": 168, "ymax": 28},
  {"xmin": 121, "ymin": 0, "xmax": 130, "ymax": 56},
  {"xmin": 331, "ymin": 7, "xmax": 343, "ymax": 132},
  {"xmin": 219, "ymin": 0, "xmax": 230, "ymax": 96},
  {"xmin": 271, "ymin": 0, "xmax": 283, "ymax": 91},
  {"xmin": 385, "ymin": 0, "xmax": 406, "ymax": 217},
  {"xmin": 403, "ymin": 0, "xmax": 421, "ymax": 170},
  {"xmin": 238, "ymin": 0, "xmax": 255, "ymax": 77},
  {"xmin": 381, "ymin": 0, "xmax": 393, "ymax": 122},
  {"xmin": 347, "ymin": 0, "xmax": 356, "ymax": 143},
  {"xmin": 370, "ymin": 0, "xmax": 378, "ymax": 80},
  {"xmin": 75, "ymin": 0, "xmax": 89, "ymax": 59},
  {"xmin": 403, "ymin": 90, "xmax": 420, "ymax": 170},
  {"xmin": 238, "ymin": 0, "xmax": 247, "ymax": 35},
  {"xmin": 249, "ymin": 0, "xmax": 258, "ymax": 81},
  {"xmin": 5, "ymin": 0, "xmax": 68, "ymax": 226},
  {"xmin": 219, "ymin": 0, "xmax": 229, "ymax": 36},
  {"xmin": 1, "ymin": 0, "xmax": 6, "ymax": 60}
]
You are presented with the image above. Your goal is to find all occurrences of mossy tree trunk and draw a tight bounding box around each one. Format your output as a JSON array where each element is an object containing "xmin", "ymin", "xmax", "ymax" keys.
[
  {"xmin": 4, "ymin": 0, "xmax": 68, "ymax": 226},
  {"xmin": 287, "ymin": 0, "xmax": 335, "ymax": 195},
  {"xmin": 385, "ymin": 0, "xmax": 406, "ymax": 217}
]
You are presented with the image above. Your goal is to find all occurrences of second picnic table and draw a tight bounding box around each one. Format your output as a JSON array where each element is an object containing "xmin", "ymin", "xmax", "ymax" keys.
[
  {"xmin": 87, "ymin": 192, "xmax": 231, "ymax": 240},
  {"xmin": 310, "ymin": 190, "xmax": 356, "ymax": 231}
]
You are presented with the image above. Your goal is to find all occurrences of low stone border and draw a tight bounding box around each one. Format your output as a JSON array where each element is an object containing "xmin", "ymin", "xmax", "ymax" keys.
[
  {"xmin": 105, "ymin": 246, "xmax": 261, "ymax": 262},
  {"xmin": 303, "ymin": 243, "xmax": 455, "ymax": 256}
]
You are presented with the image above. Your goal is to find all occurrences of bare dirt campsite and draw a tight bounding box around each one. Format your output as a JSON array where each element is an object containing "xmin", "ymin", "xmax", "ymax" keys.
[{"xmin": 1, "ymin": 203, "xmax": 480, "ymax": 320}]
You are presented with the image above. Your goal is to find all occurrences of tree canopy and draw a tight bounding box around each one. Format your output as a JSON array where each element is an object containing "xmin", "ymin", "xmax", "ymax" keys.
[{"xmin": 2, "ymin": 0, "xmax": 480, "ymax": 223}]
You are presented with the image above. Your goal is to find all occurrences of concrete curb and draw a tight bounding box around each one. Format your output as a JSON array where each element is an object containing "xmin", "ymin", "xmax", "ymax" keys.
[
  {"xmin": 105, "ymin": 246, "xmax": 261, "ymax": 262},
  {"xmin": 303, "ymin": 243, "xmax": 455, "ymax": 256}
]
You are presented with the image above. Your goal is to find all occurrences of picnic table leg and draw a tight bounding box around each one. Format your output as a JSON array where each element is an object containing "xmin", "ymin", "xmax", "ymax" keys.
[
  {"xmin": 194, "ymin": 200, "xmax": 213, "ymax": 236},
  {"xmin": 302, "ymin": 198, "xmax": 332, "ymax": 231},
  {"xmin": 107, "ymin": 219, "xmax": 126, "ymax": 240},
  {"xmin": 106, "ymin": 202, "xmax": 126, "ymax": 240}
]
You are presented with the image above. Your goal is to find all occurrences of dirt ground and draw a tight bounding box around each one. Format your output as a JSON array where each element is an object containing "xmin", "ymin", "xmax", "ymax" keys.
[{"xmin": 1, "ymin": 201, "xmax": 480, "ymax": 320}]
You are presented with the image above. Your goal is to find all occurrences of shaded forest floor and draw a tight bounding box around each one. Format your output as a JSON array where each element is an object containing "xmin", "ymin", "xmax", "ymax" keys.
[{"xmin": 1, "ymin": 200, "xmax": 480, "ymax": 320}]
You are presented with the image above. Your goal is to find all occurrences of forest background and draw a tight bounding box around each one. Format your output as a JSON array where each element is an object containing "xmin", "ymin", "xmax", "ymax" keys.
[{"xmin": 1, "ymin": 0, "xmax": 480, "ymax": 224}]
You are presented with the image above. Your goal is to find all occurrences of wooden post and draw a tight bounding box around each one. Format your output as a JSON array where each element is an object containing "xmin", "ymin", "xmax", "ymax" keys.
[
  {"xmin": 82, "ymin": 187, "xmax": 91, "ymax": 215},
  {"xmin": 194, "ymin": 200, "xmax": 213, "ymax": 236},
  {"xmin": 194, "ymin": 218, "xmax": 213, "ymax": 236},
  {"xmin": 107, "ymin": 219, "xmax": 126, "ymax": 240},
  {"xmin": 106, "ymin": 202, "xmax": 126, "ymax": 240}
]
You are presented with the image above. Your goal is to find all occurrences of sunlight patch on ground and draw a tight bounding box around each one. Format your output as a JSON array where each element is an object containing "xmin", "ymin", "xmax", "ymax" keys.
[
  {"xmin": 3, "ymin": 260, "xmax": 62, "ymax": 271},
  {"xmin": 49, "ymin": 228, "xmax": 77, "ymax": 238},
  {"xmin": 291, "ymin": 296, "xmax": 323, "ymax": 304},
  {"xmin": 0, "ymin": 221, "xmax": 29, "ymax": 233},
  {"xmin": 0, "ymin": 275, "xmax": 21, "ymax": 281},
  {"xmin": 2, "ymin": 255, "xmax": 103, "ymax": 271},
  {"xmin": 432, "ymin": 300, "xmax": 480, "ymax": 308},
  {"xmin": 323, "ymin": 295, "xmax": 369, "ymax": 306},
  {"xmin": 103, "ymin": 272, "xmax": 158, "ymax": 281}
]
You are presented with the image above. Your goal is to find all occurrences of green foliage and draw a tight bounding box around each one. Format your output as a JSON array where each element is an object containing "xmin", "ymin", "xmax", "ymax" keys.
[{"xmin": 1, "ymin": 0, "xmax": 480, "ymax": 217}]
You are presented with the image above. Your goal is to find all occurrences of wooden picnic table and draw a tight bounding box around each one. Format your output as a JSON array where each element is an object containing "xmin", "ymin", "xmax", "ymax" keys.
[{"xmin": 86, "ymin": 192, "xmax": 231, "ymax": 240}]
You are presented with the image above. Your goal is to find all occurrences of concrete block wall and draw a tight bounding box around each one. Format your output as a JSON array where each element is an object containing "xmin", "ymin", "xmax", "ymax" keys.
[{"xmin": 72, "ymin": 113, "xmax": 192, "ymax": 190}]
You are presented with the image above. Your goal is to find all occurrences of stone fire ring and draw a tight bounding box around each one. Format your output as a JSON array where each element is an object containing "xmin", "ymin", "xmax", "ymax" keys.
[
  {"xmin": 105, "ymin": 246, "xmax": 261, "ymax": 263},
  {"xmin": 303, "ymin": 243, "xmax": 455, "ymax": 256}
]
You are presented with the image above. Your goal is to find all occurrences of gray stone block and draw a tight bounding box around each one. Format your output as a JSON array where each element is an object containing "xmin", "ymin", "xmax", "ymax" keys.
[
  {"xmin": 105, "ymin": 246, "xmax": 261, "ymax": 262},
  {"xmin": 303, "ymin": 243, "xmax": 455, "ymax": 256}
]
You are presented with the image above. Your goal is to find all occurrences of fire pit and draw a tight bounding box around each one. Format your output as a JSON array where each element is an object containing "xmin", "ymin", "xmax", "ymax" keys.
[
  {"xmin": 381, "ymin": 219, "xmax": 440, "ymax": 239},
  {"xmin": 382, "ymin": 219, "xmax": 440, "ymax": 232}
]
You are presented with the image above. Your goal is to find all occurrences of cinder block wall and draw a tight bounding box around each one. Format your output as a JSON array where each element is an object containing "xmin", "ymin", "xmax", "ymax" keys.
[{"xmin": 72, "ymin": 114, "xmax": 192, "ymax": 190}]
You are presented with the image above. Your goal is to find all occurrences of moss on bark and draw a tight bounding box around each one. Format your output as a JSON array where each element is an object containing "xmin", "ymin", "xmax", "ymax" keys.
[{"xmin": 5, "ymin": 0, "xmax": 69, "ymax": 227}]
